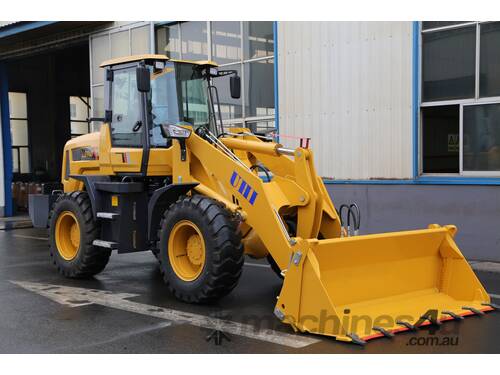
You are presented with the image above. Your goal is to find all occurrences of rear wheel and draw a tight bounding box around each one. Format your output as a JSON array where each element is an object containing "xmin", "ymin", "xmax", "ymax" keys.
[
  {"xmin": 157, "ymin": 195, "xmax": 244, "ymax": 303},
  {"xmin": 48, "ymin": 191, "xmax": 111, "ymax": 278}
]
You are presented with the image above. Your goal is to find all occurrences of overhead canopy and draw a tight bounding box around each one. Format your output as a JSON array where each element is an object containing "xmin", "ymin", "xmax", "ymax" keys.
[
  {"xmin": 0, "ymin": 21, "xmax": 110, "ymax": 60},
  {"xmin": 100, "ymin": 53, "xmax": 218, "ymax": 68}
]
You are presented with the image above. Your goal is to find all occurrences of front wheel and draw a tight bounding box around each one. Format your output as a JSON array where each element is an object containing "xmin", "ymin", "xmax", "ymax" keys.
[
  {"xmin": 157, "ymin": 195, "xmax": 244, "ymax": 303},
  {"xmin": 48, "ymin": 191, "xmax": 111, "ymax": 278}
]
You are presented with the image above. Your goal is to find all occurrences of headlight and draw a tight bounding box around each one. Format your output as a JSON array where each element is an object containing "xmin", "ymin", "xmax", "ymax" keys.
[{"xmin": 161, "ymin": 124, "xmax": 192, "ymax": 139}]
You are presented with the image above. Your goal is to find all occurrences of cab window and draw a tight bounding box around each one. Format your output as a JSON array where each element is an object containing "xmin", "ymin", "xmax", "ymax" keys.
[
  {"xmin": 111, "ymin": 68, "xmax": 142, "ymax": 147},
  {"xmin": 177, "ymin": 63, "xmax": 210, "ymax": 128},
  {"xmin": 150, "ymin": 64, "xmax": 180, "ymax": 147}
]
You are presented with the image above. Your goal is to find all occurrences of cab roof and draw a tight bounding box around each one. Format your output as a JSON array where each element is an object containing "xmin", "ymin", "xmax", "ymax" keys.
[{"xmin": 100, "ymin": 54, "xmax": 218, "ymax": 68}]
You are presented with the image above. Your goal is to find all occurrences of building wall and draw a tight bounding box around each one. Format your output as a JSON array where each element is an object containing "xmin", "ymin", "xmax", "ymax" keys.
[{"xmin": 278, "ymin": 21, "xmax": 414, "ymax": 180}]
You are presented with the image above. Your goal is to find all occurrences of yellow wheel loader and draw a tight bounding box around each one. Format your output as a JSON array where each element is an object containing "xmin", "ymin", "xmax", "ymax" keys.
[{"xmin": 29, "ymin": 54, "xmax": 496, "ymax": 345}]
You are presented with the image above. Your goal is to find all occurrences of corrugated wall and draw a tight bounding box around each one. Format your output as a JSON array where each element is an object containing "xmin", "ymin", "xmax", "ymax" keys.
[{"xmin": 277, "ymin": 22, "xmax": 413, "ymax": 179}]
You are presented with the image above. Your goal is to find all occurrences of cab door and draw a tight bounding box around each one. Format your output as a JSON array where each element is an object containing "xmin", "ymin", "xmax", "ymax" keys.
[{"xmin": 108, "ymin": 65, "xmax": 145, "ymax": 173}]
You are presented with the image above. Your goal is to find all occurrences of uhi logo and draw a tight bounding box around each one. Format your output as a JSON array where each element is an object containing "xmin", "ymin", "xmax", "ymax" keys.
[{"xmin": 229, "ymin": 171, "xmax": 258, "ymax": 205}]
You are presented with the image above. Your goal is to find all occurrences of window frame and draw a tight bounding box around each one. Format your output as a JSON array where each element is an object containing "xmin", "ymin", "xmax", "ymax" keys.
[
  {"xmin": 8, "ymin": 91, "xmax": 31, "ymax": 176},
  {"xmin": 420, "ymin": 21, "xmax": 500, "ymax": 177}
]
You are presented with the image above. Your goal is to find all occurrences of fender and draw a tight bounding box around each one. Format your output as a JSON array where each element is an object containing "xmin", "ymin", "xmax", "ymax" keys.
[
  {"xmin": 147, "ymin": 182, "xmax": 199, "ymax": 241},
  {"xmin": 69, "ymin": 175, "xmax": 110, "ymax": 218}
]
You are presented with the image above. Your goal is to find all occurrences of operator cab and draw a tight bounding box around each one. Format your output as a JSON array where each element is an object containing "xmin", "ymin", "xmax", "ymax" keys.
[{"xmin": 99, "ymin": 54, "xmax": 240, "ymax": 154}]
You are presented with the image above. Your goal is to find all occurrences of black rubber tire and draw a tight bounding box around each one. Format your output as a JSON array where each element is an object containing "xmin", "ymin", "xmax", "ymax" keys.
[
  {"xmin": 157, "ymin": 195, "xmax": 244, "ymax": 303},
  {"xmin": 48, "ymin": 191, "xmax": 111, "ymax": 278}
]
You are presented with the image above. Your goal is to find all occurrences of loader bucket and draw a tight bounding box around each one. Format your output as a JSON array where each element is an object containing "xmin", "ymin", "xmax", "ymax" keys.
[{"xmin": 275, "ymin": 225, "xmax": 494, "ymax": 344}]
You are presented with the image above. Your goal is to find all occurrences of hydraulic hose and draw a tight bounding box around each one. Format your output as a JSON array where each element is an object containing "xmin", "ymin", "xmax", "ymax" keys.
[
  {"xmin": 338, "ymin": 202, "xmax": 361, "ymax": 237},
  {"xmin": 250, "ymin": 164, "xmax": 272, "ymax": 182},
  {"xmin": 349, "ymin": 203, "xmax": 361, "ymax": 235},
  {"xmin": 338, "ymin": 204, "xmax": 349, "ymax": 237}
]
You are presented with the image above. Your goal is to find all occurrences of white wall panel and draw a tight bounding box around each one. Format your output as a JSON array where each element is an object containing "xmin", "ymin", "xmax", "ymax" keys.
[{"xmin": 278, "ymin": 22, "xmax": 413, "ymax": 179}]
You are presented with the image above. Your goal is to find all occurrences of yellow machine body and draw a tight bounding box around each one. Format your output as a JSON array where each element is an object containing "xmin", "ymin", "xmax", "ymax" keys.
[{"xmin": 59, "ymin": 54, "xmax": 493, "ymax": 344}]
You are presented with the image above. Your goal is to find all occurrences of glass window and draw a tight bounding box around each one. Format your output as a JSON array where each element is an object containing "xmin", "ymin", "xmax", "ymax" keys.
[
  {"xmin": 10, "ymin": 119, "xmax": 28, "ymax": 146},
  {"xmin": 131, "ymin": 25, "xmax": 150, "ymax": 55},
  {"xmin": 246, "ymin": 120, "xmax": 276, "ymax": 134},
  {"xmin": 111, "ymin": 68, "xmax": 142, "ymax": 147},
  {"xmin": 151, "ymin": 65, "xmax": 180, "ymax": 124},
  {"xmin": 19, "ymin": 147, "xmax": 30, "ymax": 174},
  {"xmin": 150, "ymin": 64, "xmax": 180, "ymax": 147},
  {"xmin": 111, "ymin": 30, "xmax": 129, "ymax": 58},
  {"xmin": 156, "ymin": 24, "xmax": 180, "ymax": 59},
  {"xmin": 243, "ymin": 21, "xmax": 274, "ymax": 59},
  {"xmin": 245, "ymin": 59, "xmax": 275, "ymax": 117},
  {"xmin": 149, "ymin": 62, "xmax": 211, "ymax": 146},
  {"xmin": 422, "ymin": 26, "xmax": 476, "ymax": 102},
  {"xmin": 91, "ymin": 34, "xmax": 109, "ymax": 84},
  {"xmin": 177, "ymin": 63, "xmax": 210, "ymax": 126},
  {"xmin": 12, "ymin": 149, "xmax": 19, "ymax": 173},
  {"xmin": 463, "ymin": 103, "xmax": 500, "ymax": 171},
  {"xmin": 70, "ymin": 96, "xmax": 90, "ymax": 137},
  {"xmin": 154, "ymin": 21, "xmax": 275, "ymax": 130},
  {"xmin": 480, "ymin": 22, "xmax": 500, "ymax": 98},
  {"xmin": 422, "ymin": 105, "xmax": 459, "ymax": 173},
  {"xmin": 70, "ymin": 96, "xmax": 89, "ymax": 121},
  {"xmin": 8, "ymin": 91, "xmax": 30, "ymax": 174},
  {"xmin": 8, "ymin": 92, "xmax": 27, "ymax": 118},
  {"xmin": 213, "ymin": 64, "xmax": 243, "ymax": 120},
  {"xmin": 12, "ymin": 147, "xmax": 31, "ymax": 174},
  {"xmin": 422, "ymin": 21, "xmax": 470, "ymax": 30},
  {"xmin": 71, "ymin": 122, "xmax": 89, "ymax": 136},
  {"xmin": 91, "ymin": 85, "xmax": 104, "ymax": 130},
  {"xmin": 212, "ymin": 21, "xmax": 241, "ymax": 65},
  {"xmin": 180, "ymin": 22, "xmax": 208, "ymax": 61}
]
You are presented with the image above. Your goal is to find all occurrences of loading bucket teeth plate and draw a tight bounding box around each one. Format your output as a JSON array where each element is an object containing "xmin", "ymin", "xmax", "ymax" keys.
[
  {"xmin": 362, "ymin": 306, "xmax": 494, "ymax": 342},
  {"xmin": 275, "ymin": 226, "xmax": 494, "ymax": 344}
]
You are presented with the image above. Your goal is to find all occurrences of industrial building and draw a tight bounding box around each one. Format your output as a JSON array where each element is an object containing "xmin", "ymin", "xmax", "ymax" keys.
[{"xmin": 1, "ymin": 21, "xmax": 499, "ymax": 261}]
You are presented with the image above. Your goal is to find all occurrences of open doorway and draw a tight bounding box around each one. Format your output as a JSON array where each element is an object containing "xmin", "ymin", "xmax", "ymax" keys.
[{"xmin": 6, "ymin": 43, "xmax": 90, "ymax": 214}]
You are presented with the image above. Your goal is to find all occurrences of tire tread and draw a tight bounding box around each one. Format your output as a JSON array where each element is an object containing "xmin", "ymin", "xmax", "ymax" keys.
[
  {"xmin": 48, "ymin": 191, "xmax": 110, "ymax": 278},
  {"xmin": 156, "ymin": 195, "xmax": 244, "ymax": 303}
]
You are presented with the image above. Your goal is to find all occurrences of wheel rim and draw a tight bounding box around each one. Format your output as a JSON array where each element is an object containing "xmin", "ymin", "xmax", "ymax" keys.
[
  {"xmin": 55, "ymin": 211, "xmax": 80, "ymax": 261},
  {"xmin": 168, "ymin": 220, "xmax": 206, "ymax": 281}
]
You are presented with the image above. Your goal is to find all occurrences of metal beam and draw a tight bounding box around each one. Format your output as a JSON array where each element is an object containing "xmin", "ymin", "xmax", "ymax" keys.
[
  {"xmin": 0, "ymin": 21, "xmax": 57, "ymax": 39},
  {"xmin": 0, "ymin": 62, "xmax": 13, "ymax": 216}
]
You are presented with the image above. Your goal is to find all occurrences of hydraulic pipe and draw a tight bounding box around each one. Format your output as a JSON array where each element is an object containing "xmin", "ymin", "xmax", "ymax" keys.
[
  {"xmin": 276, "ymin": 147, "xmax": 295, "ymax": 156},
  {"xmin": 220, "ymin": 137, "xmax": 284, "ymax": 156}
]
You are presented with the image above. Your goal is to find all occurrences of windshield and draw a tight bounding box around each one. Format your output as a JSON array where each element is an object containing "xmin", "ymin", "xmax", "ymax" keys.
[{"xmin": 149, "ymin": 62, "xmax": 210, "ymax": 146}]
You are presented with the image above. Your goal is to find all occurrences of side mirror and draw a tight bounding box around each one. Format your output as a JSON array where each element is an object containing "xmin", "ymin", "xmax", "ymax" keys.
[
  {"xmin": 136, "ymin": 66, "xmax": 151, "ymax": 93},
  {"xmin": 230, "ymin": 75, "xmax": 241, "ymax": 99}
]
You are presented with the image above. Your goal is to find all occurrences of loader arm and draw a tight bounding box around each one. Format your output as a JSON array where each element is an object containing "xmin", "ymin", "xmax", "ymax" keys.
[{"xmin": 169, "ymin": 130, "xmax": 341, "ymax": 270}]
